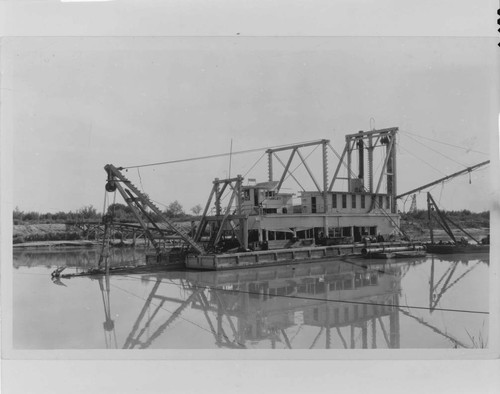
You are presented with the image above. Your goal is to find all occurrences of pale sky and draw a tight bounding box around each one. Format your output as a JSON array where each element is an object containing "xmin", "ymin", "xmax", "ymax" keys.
[{"xmin": 4, "ymin": 36, "xmax": 498, "ymax": 213}]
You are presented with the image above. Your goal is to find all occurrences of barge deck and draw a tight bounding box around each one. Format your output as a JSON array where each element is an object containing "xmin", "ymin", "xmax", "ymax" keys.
[{"xmin": 184, "ymin": 241, "xmax": 420, "ymax": 270}]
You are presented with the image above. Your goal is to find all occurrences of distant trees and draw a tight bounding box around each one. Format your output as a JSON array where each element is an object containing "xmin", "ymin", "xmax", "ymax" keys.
[
  {"xmin": 164, "ymin": 200, "xmax": 185, "ymax": 218},
  {"xmin": 13, "ymin": 200, "xmax": 213, "ymax": 224},
  {"xmin": 13, "ymin": 205, "xmax": 101, "ymax": 224},
  {"xmin": 77, "ymin": 205, "xmax": 100, "ymax": 220},
  {"xmin": 404, "ymin": 209, "xmax": 489, "ymax": 228},
  {"xmin": 190, "ymin": 204, "xmax": 203, "ymax": 216},
  {"xmin": 106, "ymin": 203, "xmax": 135, "ymax": 222}
]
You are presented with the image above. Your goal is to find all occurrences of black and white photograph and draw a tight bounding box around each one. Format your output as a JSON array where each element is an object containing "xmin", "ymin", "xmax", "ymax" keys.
[{"xmin": 1, "ymin": 1, "xmax": 499, "ymax": 393}]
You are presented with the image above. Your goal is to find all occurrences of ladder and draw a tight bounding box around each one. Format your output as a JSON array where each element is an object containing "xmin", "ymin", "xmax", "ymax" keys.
[{"xmin": 104, "ymin": 164, "xmax": 206, "ymax": 255}]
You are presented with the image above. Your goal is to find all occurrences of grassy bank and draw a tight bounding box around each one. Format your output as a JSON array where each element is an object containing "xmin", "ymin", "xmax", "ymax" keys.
[
  {"xmin": 13, "ymin": 224, "xmax": 85, "ymax": 244},
  {"xmin": 400, "ymin": 209, "xmax": 489, "ymax": 242}
]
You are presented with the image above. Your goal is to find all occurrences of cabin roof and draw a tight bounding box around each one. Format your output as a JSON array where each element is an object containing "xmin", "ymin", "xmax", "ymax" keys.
[{"xmin": 243, "ymin": 180, "xmax": 280, "ymax": 191}]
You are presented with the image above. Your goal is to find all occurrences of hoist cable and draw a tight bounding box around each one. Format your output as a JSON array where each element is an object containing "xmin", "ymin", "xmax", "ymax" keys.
[
  {"xmin": 400, "ymin": 130, "xmax": 488, "ymax": 156},
  {"xmin": 397, "ymin": 142, "xmax": 447, "ymax": 176},
  {"xmin": 402, "ymin": 133, "xmax": 468, "ymax": 168},
  {"xmin": 243, "ymin": 152, "xmax": 266, "ymax": 178},
  {"xmin": 121, "ymin": 139, "xmax": 323, "ymax": 170}
]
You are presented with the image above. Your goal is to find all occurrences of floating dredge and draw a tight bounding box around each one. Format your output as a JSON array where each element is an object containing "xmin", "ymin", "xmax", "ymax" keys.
[{"xmin": 56, "ymin": 126, "xmax": 475, "ymax": 278}]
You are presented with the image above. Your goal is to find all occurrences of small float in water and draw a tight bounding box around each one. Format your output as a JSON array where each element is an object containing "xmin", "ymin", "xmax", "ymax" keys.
[{"xmin": 361, "ymin": 244, "xmax": 426, "ymax": 259}]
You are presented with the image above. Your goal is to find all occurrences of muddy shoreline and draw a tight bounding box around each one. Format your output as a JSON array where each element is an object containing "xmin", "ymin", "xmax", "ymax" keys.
[{"xmin": 12, "ymin": 221, "xmax": 489, "ymax": 250}]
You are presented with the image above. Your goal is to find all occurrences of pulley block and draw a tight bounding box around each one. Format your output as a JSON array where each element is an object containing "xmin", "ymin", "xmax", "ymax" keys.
[{"xmin": 105, "ymin": 181, "xmax": 117, "ymax": 192}]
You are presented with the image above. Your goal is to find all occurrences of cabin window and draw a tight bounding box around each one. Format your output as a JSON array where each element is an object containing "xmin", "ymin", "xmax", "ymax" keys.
[
  {"xmin": 378, "ymin": 195, "xmax": 383, "ymax": 208},
  {"xmin": 361, "ymin": 195, "xmax": 365, "ymax": 209},
  {"xmin": 243, "ymin": 189, "xmax": 250, "ymax": 200},
  {"xmin": 328, "ymin": 227, "xmax": 342, "ymax": 238},
  {"xmin": 311, "ymin": 196, "xmax": 317, "ymax": 213},
  {"xmin": 342, "ymin": 227, "xmax": 352, "ymax": 237},
  {"xmin": 342, "ymin": 194, "xmax": 347, "ymax": 208},
  {"xmin": 386, "ymin": 196, "xmax": 390, "ymax": 210},
  {"xmin": 332, "ymin": 193, "xmax": 337, "ymax": 208},
  {"xmin": 351, "ymin": 194, "xmax": 356, "ymax": 209}
]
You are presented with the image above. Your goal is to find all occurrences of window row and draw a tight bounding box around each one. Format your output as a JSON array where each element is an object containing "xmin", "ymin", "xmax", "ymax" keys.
[{"xmin": 331, "ymin": 194, "xmax": 390, "ymax": 210}]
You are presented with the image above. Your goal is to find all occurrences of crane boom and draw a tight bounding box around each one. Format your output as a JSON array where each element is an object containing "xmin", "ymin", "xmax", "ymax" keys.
[
  {"xmin": 396, "ymin": 160, "xmax": 489, "ymax": 200},
  {"xmin": 104, "ymin": 164, "xmax": 206, "ymax": 255}
]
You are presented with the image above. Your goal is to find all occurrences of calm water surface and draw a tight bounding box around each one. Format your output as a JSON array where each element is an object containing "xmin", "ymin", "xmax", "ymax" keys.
[{"xmin": 13, "ymin": 248, "xmax": 489, "ymax": 350}]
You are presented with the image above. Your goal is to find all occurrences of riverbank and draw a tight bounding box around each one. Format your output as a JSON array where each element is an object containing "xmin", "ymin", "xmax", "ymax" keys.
[
  {"xmin": 13, "ymin": 223, "xmax": 81, "ymax": 244},
  {"xmin": 13, "ymin": 221, "xmax": 489, "ymax": 249},
  {"xmin": 13, "ymin": 240, "xmax": 101, "ymax": 249}
]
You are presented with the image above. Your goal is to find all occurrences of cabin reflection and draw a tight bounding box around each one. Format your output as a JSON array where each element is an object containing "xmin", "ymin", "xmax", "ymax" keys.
[
  {"xmin": 193, "ymin": 262, "xmax": 401, "ymax": 349},
  {"xmin": 123, "ymin": 260, "xmax": 406, "ymax": 349}
]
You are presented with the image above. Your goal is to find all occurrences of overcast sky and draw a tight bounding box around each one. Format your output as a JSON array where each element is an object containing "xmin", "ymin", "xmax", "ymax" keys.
[{"xmin": 4, "ymin": 36, "xmax": 498, "ymax": 213}]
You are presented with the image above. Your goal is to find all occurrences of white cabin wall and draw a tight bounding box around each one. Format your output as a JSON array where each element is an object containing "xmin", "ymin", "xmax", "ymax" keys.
[{"xmin": 301, "ymin": 191, "xmax": 390, "ymax": 214}]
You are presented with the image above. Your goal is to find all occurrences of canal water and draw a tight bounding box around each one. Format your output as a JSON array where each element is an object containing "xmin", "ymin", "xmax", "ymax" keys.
[{"xmin": 12, "ymin": 248, "xmax": 489, "ymax": 350}]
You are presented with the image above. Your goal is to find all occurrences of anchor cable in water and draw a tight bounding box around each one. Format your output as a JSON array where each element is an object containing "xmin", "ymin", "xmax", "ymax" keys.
[{"xmin": 116, "ymin": 274, "xmax": 489, "ymax": 316}]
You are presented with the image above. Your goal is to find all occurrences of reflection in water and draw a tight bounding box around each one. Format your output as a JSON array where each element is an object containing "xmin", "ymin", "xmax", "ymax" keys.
[
  {"xmin": 96, "ymin": 275, "xmax": 118, "ymax": 349},
  {"xmin": 123, "ymin": 261, "xmax": 404, "ymax": 349},
  {"xmin": 429, "ymin": 255, "xmax": 483, "ymax": 313},
  {"xmin": 13, "ymin": 250, "xmax": 489, "ymax": 350}
]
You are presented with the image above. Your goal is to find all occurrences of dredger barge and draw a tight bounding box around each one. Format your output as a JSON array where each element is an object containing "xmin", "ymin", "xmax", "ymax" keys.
[{"xmin": 90, "ymin": 126, "xmax": 427, "ymax": 272}]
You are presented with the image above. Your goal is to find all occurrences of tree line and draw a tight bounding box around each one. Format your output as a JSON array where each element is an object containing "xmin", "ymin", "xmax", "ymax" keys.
[
  {"xmin": 13, "ymin": 201, "xmax": 204, "ymax": 225},
  {"xmin": 402, "ymin": 209, "xmax": 489, "ymax": 228},
  {"xmin": 13, "ymin": 204, "xmax": 489, "ymax": 228}
]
